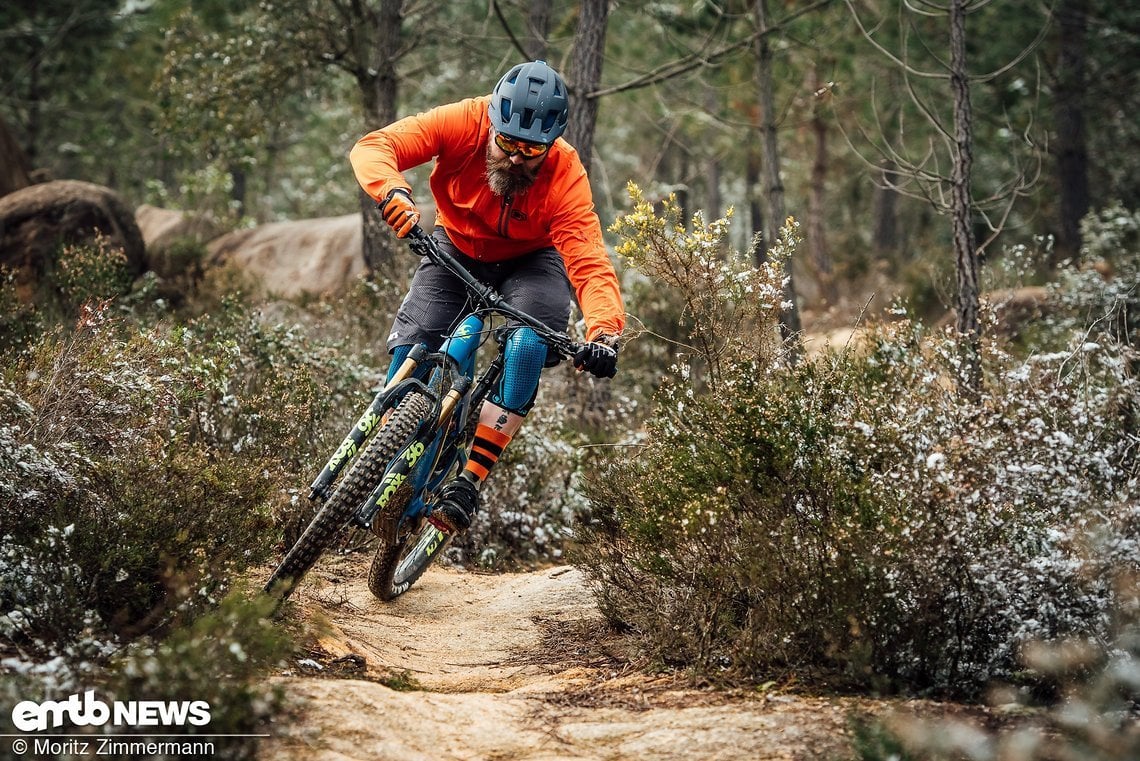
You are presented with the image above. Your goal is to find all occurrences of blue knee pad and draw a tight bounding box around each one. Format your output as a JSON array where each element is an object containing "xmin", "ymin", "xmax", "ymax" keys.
[
  {"xmin": 386, "ymin": 344, "xmax": 413, "ymax": 383},
  {"xmin": 490, "ymin": 327, "xmax": 546, "ymax": 415}
]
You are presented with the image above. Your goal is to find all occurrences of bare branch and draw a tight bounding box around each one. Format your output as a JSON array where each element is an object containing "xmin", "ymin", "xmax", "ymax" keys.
[
  {"xmin": 588, "ymin": 0, "xmax": 835, "ymax": 99},
  {"xmin": 844, "ymin": 0, "xmax": 948, "ymax": 79},
  {"xmin": 905, "ymin": 0, "xmax": 948, "ymax": 18},
  {"xmin": 972, "ymin": 1, "xmax": 1055, "ymax": 83},
  {"xmin": 490, "ymin": 0, "xmax": 535, "ymax": 65}
]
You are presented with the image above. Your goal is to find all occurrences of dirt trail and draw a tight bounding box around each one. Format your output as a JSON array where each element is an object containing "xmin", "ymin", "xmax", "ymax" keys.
[{"xmin": 259, "ymin": 554, "xmax": 878, "ymax": 761}]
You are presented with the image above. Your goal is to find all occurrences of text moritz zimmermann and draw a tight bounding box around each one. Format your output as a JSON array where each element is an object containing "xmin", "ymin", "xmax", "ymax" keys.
[{"xmin": 33, "ymin": 737, "xmax": 215, "ymax": 756}]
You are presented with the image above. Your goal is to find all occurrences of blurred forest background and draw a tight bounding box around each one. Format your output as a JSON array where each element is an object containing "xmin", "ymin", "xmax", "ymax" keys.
[
  {"xmin": 3, "ymin": 0, "xmax": 1137, "ymax": 322},
  {"xmin": 2, "ymin": 3, "xmax": 1139, "ymax": 759}
]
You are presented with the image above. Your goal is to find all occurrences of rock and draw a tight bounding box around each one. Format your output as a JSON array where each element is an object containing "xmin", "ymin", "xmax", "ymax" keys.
[
  {"xmin": 135, "ymin": 204, "xmax": 222, "ymax": 279},
  {"xmin": 206, "ymin": 214, "xmax": 365, "ymax": 297},
  {"xmin": 936, "ymin": 286, "xmax": 1053, "ymax": 337},
  {"xmin": 803, "ymin": 326, "xmax": 871, "ymax": 357},
  {"xmin": 0, "ymin": 180, "xmax": 146, "ymax": 283}
]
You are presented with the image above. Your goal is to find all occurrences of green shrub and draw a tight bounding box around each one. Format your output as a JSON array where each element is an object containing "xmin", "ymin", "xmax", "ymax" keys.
[
  {"xmin": 576, "ymin": 197, "xmax": 1140, "ymax": 698},
  {"xmin": 54, "ymin": 234, "xmax": 134, "ymax": 316},
  {"xmin": 1, "ymin": 314, "xmax": 270, "ymax": 646},
  {"xmin": 108, "ymin": 591, "xmax": 291, "ymax": 758},
  {"xmin": 1064, "ymin": 202, "xmax": 1139, "ymax": 348},
  {"xmin": 853, "ymin": 593, "xmax": 1140, "ymax": 761},
  {"xmin": 0, "ymin": 267, "xmax": 41, "ymax": 356},
  {"xmin": 0, "ymin": 295, "xmax": 364, "ymax": 700}
]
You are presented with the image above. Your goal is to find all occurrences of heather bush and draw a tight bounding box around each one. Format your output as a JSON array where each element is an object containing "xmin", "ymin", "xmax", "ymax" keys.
[
  {"xmin": 0, "ymin": 267, "xmax": 42, "ymax": 356},
  {"xmin": 54, "ymin": 234, "xmax": 134, "ymax": 315},
  {"xmin": 577, "ymin": 196, "xmax": 1140, "ymax": 698},
  {"xmin": 1056, "ymin": 203, "xmax": 1139, "ymax": 348},
  {"xmin": 105, "ymin": 591, "xmax": 291, "ymax": 758},
  {"xmin": 0, "ymin": 294, "xmax": 375, "ymax": 734},
  {"xmin": 853, "ymin": 584, "xmax": 1140, "ymax": 761}
]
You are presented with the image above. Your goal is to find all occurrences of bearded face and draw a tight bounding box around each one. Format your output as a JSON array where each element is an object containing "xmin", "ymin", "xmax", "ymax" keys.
[{"xmin": 485, "ymin": 140, "xmax": 543, "ymax": 197}]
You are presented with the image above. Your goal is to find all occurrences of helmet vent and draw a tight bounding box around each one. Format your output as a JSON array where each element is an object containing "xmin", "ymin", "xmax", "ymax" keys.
[{"xmin": 488, "ymin": 60, "xmax": 569, "ymax": 145}]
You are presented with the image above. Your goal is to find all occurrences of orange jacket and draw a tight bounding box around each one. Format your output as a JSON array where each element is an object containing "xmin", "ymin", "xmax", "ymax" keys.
[{"xmin": 350, "ymin": 96, "xmax": 624, "ymax": 341}]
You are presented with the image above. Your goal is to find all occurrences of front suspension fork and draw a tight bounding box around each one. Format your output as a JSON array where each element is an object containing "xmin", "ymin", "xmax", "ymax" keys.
[
  {"xmin": 351, "ymin": 376, "xmax": 471, "ymax": 531},
  {"xmin": 307, "ymin": 344, "xmax": 430, "ymax": 502}
]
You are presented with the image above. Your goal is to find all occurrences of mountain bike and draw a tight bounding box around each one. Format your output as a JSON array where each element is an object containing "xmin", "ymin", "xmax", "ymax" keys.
[{"xmin": 265, "ymin": 225, "xmax": 582, "ymax": 602}]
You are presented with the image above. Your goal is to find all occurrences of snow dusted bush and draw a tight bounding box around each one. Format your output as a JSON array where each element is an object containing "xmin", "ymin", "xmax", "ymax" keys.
[
  {"xmin": 0, "ymin": 297, "xmax": 352, "ymax": 721},
  {"xmin": 106, "ymin": 591, "xmax": 289, "ymax": 754},
  {"xmin": 578, "ymin": 196, "xmax": 1140, "ymax": 698}
]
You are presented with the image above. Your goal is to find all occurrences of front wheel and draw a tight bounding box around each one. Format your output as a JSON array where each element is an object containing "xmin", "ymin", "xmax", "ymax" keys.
[{"xmin": 265, "ymin": 391, "xmax": 433, "ymax": 599}]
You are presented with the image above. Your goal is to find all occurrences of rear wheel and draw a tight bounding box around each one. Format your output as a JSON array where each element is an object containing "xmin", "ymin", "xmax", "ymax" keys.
[
  {"xmin": 368, "ymin": 517, "xmax": 452, "ymax": 601},
  {"xmin": 265, "ymin": 391, "xmax": 433, "ymax": 599},
  {"xmin": 366, "ymin": 408, "xmax": 477, "ymax": 602}
]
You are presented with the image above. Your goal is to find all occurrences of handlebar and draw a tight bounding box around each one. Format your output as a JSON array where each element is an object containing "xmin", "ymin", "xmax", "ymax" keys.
[{"xmin": 406, "ymin": 225, "xmax": 581, "ymax": 359}]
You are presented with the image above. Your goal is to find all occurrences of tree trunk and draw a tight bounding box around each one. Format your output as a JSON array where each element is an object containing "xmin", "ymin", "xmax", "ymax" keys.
[
  {"xmin": 704, "ymin": 89, "xmax": 722, "ymax": 228},
  {"xmin": 754, "ymin": 0, "xmax": 803, "ymax": 351},
  {"xmin": 949, "ymin": 0, "xmax": 981, "ymax": 389},
  {"xmin": 26, "ymin": 53, "xmax": 41, "ymax": 167},
  {"xmin": 565, "ymin": 0, "xmax": 610, "ymax": 174},
  {"xmin": 229, "ymin": 165, "xmax": 247, "ymax": 220},
  {"xmin": 872, "ymin": 158, "xmax": 900, "ymax": 255},
  {"xmin": 873, "ymin": 76, "xmax": 903, "ymax": 257},
  {"xmin": 0, "ymin": 114, "xmax": 32, "ymax": 198},
  {"xmin": 806, "ymin": 64, "xmax": 836, "ymax": 305},
  {"xmin": 747, "ymin": 146, "xmax": 766, "ymax": 268},
  {"xmin": 357, "ymin": 0, "xmax": 403, "ymax": 276},
  {"xmin": 525, "ymin": 0, "xmax": 553, "ymax": 61},
  {"xmin": 1053, "ymin": 0, "xmax": 1089, "ymax": 264}
]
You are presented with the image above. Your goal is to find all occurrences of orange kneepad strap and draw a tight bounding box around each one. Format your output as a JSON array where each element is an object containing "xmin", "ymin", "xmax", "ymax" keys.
[{"xmin": 464, "ymin": 425, "xmax": 513, "ymax": 481}]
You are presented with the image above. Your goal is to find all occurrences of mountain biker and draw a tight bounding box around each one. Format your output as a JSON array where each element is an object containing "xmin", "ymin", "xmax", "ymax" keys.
[{"xmin": 349, "ymin": 60, "xmax": 625, "ymax": 536}]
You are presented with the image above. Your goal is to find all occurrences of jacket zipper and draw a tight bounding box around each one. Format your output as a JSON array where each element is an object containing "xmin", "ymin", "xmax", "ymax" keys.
[{"xmin": 497, "ymin": 193, "xmax": 513, "ymax": 238}]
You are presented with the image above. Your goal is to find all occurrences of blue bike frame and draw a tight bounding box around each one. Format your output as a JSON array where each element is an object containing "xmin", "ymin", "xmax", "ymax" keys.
[{"xmin": 305, "ymin": 225, "xmax": 581, "ymax": 544}]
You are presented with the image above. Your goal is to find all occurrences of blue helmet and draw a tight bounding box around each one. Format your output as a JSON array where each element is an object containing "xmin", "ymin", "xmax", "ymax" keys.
[{"xmin": 488, "ymin": 60, "xmax": 569, "ymax": 145}]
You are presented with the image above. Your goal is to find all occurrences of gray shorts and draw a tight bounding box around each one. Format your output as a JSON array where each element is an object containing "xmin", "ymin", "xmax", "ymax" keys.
[{"xmin": 387, "ymin": 228, "xmax": 572, "ymax": 361}]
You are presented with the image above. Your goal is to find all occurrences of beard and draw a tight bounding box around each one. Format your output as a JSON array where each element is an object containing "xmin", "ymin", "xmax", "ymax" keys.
[{"xmin": 485, "ymin": 142, "xmax": 541, "ymax": 197}]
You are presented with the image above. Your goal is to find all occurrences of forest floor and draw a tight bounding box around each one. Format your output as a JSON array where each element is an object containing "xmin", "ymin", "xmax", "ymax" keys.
[{"xmin": 252, "ymin": 554, "xmax": 965, "ymax": 761}]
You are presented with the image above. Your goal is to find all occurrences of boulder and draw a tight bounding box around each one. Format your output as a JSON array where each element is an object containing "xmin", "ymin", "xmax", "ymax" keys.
[
  {"xmin": 206, "ymin": 214, "xmax": 365, "ymax": 297},
  {"xmin": 937, "ymin": 286, "xmax": 1053, "ymax": 337},
  {"xmin": 135, "ymin": 204, "xmax": 224, "ymax": 281},
  {"xmin": 136, "ymin": 203, "xmax": 221, "ymax": 251},
  {"xmin": 0, "ymin": 180, "xmax": 146, "ymax": 281}
]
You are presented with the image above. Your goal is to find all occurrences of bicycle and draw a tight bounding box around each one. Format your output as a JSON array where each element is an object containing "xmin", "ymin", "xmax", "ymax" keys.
[{"xmin": 264, "ymin": 225, "xmax": 583, "ymax": 602}]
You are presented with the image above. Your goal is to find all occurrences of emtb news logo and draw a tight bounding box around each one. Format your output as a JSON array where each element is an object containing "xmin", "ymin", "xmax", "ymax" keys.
[{"xmin": 11, "ymin": 691, "xmax": 211, "ymax": 731}]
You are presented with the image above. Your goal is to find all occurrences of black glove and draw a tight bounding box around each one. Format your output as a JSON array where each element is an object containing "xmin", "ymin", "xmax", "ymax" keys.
[{"xmin": 573, "ymin": 336, "xmax": 619, "ymax": 379}]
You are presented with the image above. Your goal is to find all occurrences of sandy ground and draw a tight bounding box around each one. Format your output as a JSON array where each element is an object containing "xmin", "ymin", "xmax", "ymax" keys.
[{"xmin": 257, "ymin": 554, "xmax": 884, "ymax": 761}]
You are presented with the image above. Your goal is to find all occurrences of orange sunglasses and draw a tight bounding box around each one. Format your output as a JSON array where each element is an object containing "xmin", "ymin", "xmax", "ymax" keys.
[{"xmin": 493, "ymin": 132, "xmax": 550, "ymax": 159}]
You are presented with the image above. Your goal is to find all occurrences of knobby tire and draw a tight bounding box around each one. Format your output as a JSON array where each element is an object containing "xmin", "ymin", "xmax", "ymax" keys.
[
  {"xmin": 367, "ymin": 400, "xmax": 480, "ymax": 601},
  {"xmin": 265, "ymin": 391, "xmax": 433, "ymax": 599},
  {"xmin": 368, "ymin": 519, "xmax": 451, "ymax": 601}
]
